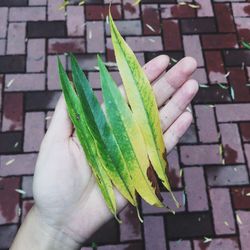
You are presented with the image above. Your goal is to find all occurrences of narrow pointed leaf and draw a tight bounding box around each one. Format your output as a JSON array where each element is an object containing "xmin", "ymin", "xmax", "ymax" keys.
[
  {"xmin": 98, "ymin": 56, "xmax": 163, "ymax": 208},
  {"xmin": 109, "ymin": 15, "xmax": 177, "ymax": 204},
  {"xmin": 70, "ymin": 54, "xmax": 137, "ymax": 206},
  {"xmin": 57, "ymin": 59, "xmax": 119, "ymax": 220}
]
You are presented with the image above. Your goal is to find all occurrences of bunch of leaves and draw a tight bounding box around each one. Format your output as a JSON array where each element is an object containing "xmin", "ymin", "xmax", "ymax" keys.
[{"xmin": 57, "ymin": 14, "xmax": 178, "ymax": 222}]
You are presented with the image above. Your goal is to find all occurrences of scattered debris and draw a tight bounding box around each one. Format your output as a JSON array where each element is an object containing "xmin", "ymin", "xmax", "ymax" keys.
[
  {"xmin": 241, "ymin": 40, "xmax": 250, "ymax": 49},
  {"xmin": 224, "ymin": 221, "xmax": 229, "ymax": 226},
  {"xmin": 230, "ymin": 86, "xmax": 235, "ymax": 100},
  {"xmin": 178, "ymin": 1, "xmax": 201, "ymax": 9},
  {"xmin": 179, "ymin": 169, "xmax": 183, "ymax": 177},
  {"xmin": 236, "ymin": 214, "xmax": 243, "ymax": 225},
  {"xmin": 217, "ymin": 82, "xmax": 229, "ymax": 89},
  {"xmin": 79, "ymin": 0, "xmax": 85, "ymax": 6},
  {"xmin": 199, "ymin": 84, "xmax": 209, "ymax": 88},
  {"xmin": 5, "ymin": 159, "xmax": 15, "ymax": 166},
  {"xmin": 133, "ymin": 0, "xmax": 141, "ymax": 5},
  {"xmin": 148, "ymin": 38, "xmax": 156, "ymax": 43},
  {"xmin": 6, "ymin": 78, "xmax": 15, "ymax": 89},
  {"xmin": 88, "ymin": 30, "xmax": 92, "ymax": 39},
  {"xmin": 45, "ymin": 116, "xmax": 52, "ymax": 120},
  {"xmin": 59, "ymin": 0, "xmax": 69, "ymax": 10},
  {"xmin": 203, "ymin": 237, "xmax": 212, "ymax": 243},
  {"xmin": 15, "ymin": 189, "xmax": 26, "ymax": 195},
  {"xmin": 14, "ymin": 142, "xmax": 19, "ymax": 148},
  {"xmin": 145, "ymin": 24, "xmax": 156, "ymax": 32},
  {"xmin": 246, "ymin": 193, "xmax": 250, "ymax": 196},
  {"xmin": 224, "ymin": 71, "xmax": 230, "ymax": 78},
  {"xmin": 208, "ymin": 104, "xmax": 215, "ymax": 108}
]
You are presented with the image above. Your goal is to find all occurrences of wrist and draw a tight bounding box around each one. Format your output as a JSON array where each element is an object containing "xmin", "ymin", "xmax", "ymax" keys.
[{"xmin": 11, "ymin": 206, "xmax": 81, "ymax": 250}]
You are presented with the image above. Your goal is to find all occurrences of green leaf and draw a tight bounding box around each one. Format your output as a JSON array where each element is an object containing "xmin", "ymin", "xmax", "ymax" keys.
[
  {"xmin": 109, "ymin": 14, "xmax": 178, "ymax": 207},
  {"xmin": 57, "ymin": 58, "xmax": 119, "ymax": 221},
  {"xmin": 241, "ymin": 40, "xmax": 250, "ymax": 50},
  {"xmin": 69, "ymin": 54, "xmax": 138, "ymax": 207},
  {"xmin": 98, "ymin": 55, "xmax": 163, "ymax": 208}
]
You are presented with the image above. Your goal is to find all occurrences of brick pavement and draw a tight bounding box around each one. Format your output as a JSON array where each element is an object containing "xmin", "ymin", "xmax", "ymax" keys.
[{"xmin": 0, "ymin": 0, "xmax": 250, "ymax": 249}]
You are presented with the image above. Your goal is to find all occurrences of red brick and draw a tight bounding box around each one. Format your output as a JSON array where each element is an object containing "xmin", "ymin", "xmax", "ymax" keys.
[
  {"xmin": 9, "ymin": 7, "xmax": 46, "ymax": 21},
  {"xmin": 220, "ymin": 123, "xmax": 244, "ymax": 164},
  {"xmin": 210, "ymin": 188, "xmax": 236, "ymax": 235},
  {"xmin": 239, "ymin": 123, "xmax": 250, "ymax": 142},
  {"xmin": 142, "ymin": 4, "xmax": 160, "ymax": 35},
  {"xmin": 228, "ymin": 67, "xmax": 250, "ymax": 102},
  {"xmin": 21, "ymin": 200, "xmax": 34, "ymax": 222},
  {"xmin": 204, "ymin": 50, "xmax": 227, "ymax": 84},
  {"xmin": 48, "ymin": 0, "xmax": 65, "ymax": 21},
  {"xmin": 235, "ymin": 17, "xmax": 250, "ymax": 41},
  {"xmin": 2, "ymin": 93, "xmax": 23, "ymax": 131},
  {"xmin": 126, "ymin": 36, "xmax": 163, "ymax": 52},
  {"xmin": 7, "ymin": 23, "xmax": 26, "ymax": 54},
  {"xmin": 216, "ymin": 104, "xmax": 250, "ymax": 122},
  {"xmin": 0, "ymin": 177, "xmax": 20, "ymax": 224},
  {"xmin": 161, "ymin": 4, "xmax": 195, "ymax": 18},
  {"xmin": 162, "ymin": 20, "xmax": 182, "ymax": 51},
  {"xmin": 231, "ymin": 187, "xmax": 250, "ymax": 209},
  {"xmin": 24, "ymin": 112, "xmax": 45, "ymax": 152},
  {"xmin": 237, "ymin": 211, "xmax": 250, "ymax": 250},
  {"xmin": 214, "ymin": 3, "xmax": 235, "ymax": 32},
  {"xmin": 202, "ymin": 34, "xmax": 238, "ymax": 49},
  {"xmin": 48, "ymin": 38, "xmax": 85, "ymax": 54},
  {"xmin": 119, "ymin": 204, "xmax": 141, "ymax": 241},
  {"xmin": 180, "ymin": 145, "xmax": 222, "ymax": 165},
  {"xmin": 195, "ymin": 105, "xmax": 218, "ymax": 143},
  {"xmin": 47, "ymin": 54, "xmax": 66, "ymax": 90},
  {"xmin": 196, "ymin": 0, "xmax": 213, "ymax": 17},
  {"xmin": 184, "ymin": 167, "xmax": 208, "ymax": 211},
  {"xmin": 0, "ymin": 154, "xmax": 37, "ymax": 176},
  {"xmin": 5, "ymin": 74, "xmax": 45, "ymax": 91},
  {"xmin": 86, "ymin": 5, "xmax": 121, "ymax": 20},
  {"xmin": 87, "ymin": 21, "xmax": 105, "ymax": 53},
  {"xmin": 232, "ymin": 3, "xmax": 250, "ymax": 17},
  {"xmin": 142, "ymin": 191, "xmax": 185, "ymax": 214},
  {"xmin": 144, "ymin": 216, "xmax": 166, "ymax": 250},
  {"xmin": 27, "ymin": 39, "xmax": 45, "ymax": 72},
  {"xmin": 194, "ymin": 238, "xmax": 239, "ymax": 250},
  {"xmin": 0, "ymin": 7, "xmax": 8, "ymax": 38},
  {"xmin": 67, "ymin": 6, "xmax": 85, "ymax": 37},
  {"xmin": 124, "ymin": 0, "xmax": 140, "ymax": 19},
  {"xmin": 183, "ymin": 35, "xmax": 204, "ymax": 67}
]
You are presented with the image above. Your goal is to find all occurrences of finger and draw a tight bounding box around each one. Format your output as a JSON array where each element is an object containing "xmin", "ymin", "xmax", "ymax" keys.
[
  {"xmin": 143, "ymin": 55, "xmax": 170, "ymax": 82},
  {"xmin": 160, "ymin": 79, "xmax": 198, "ymax": 132},
  {"xmin": 164, "ymin": 111, "xmax": 193, "ymax": 152},
  {"xmin": 153, "ymin": 57, "xmax": 197, "ymax": 107},
  {"xmin": 47, "ymin": 95, "xmax": 73, "ymax": 140}
]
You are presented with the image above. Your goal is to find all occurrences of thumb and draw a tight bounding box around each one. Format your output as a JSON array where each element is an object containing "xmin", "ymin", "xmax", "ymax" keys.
[{"xmin": 46, "ymin": 94, "xmax": 73, "ymax": 140}]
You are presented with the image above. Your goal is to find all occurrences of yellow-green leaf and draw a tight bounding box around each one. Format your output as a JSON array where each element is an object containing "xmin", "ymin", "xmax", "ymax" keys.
[
  {"xmin": 98, "ymin": 55, "xmax": 163, "ymax": 208},
  {"xmin": 57, "ymin": 58, "xmax": 119, "ymax": 221},
  {"xmin": 70, "ymin": 54, "xmax": 137, "ymax": 207},
  {"xmin": 109, "ymin": 14, "xmax": 178, "ymax": 206}
]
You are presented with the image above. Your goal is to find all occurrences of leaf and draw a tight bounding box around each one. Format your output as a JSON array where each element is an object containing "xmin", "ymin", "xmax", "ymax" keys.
[
  {"xmin": 69, "ymin": 54, "xmax": 138, "ymax": 207},
  {"xmin": 98, "ymin": 55, "xmax": 163, "ymax": 208},
  {"xmin": 109, "ymin": 15, "xmax": 179, "ymax": 207},
  {"xmin": 57, "ymin": 58, "xmax": 119, "ymax": 221},
  {"xmin": 241, "ymin": 40, "xmax": 250, "ymax": 50}
]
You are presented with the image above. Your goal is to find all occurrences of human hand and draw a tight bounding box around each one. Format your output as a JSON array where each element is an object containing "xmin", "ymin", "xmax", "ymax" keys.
[{"xmin": 11, "ymin": 55, "xmax": 198, "ymax": 250}]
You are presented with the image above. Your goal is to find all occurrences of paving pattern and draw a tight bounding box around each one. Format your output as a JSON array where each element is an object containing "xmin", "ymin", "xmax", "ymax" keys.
[{"xmin": 0, "ymin": 0, "xmax": 250, "ymax": 249}]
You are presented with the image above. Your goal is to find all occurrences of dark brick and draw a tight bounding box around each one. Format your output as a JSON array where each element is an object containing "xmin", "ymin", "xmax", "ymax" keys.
[
  {"xmin": 0, "ymin": 55, "xmax": 25, "ymax": 73},
  {"xmin": 181, "ymin": 18, "xmax": 216, "ymax": 34},
  {"xmin": 224, "ymin": 50, "xmax": 250, "ymax": 66},
  {"xmin": 27, "ymin": 21, "xmax": 66, "ymax": 38},
  {"xmin": 0, "ymin": 132, "xmax": 22, "ymax": 153},
  {"xmin": 228, "ymin": 67, "xmax": 250, "ymax": 102},
  {"xmin": 0, "ymin": 0, "xmax": 27, "ymax": 6},
  {"xmin": 86, "ymin": 218, "xmax": 119, "ymax": 244},
  {"xmin": 193, "ymin": 85, "xmax": 231, "ymax": 104},
  {"xmin": 162, "ymin": 20, "xmax": 182, "ymax": 51},
  {"xmin": 86, "ymin": 5, "xmax": 121, "ymax": 20},
  {"xmin": 25, "ymin": 91, "xmax": 61, "ymax": 111},
  {"xmin": 165, "ymin": 212, "xmax": 213, "ymax": 239},
  {"xmin": 214, "ymin": 3, "xmax": 235, "ymax": 32},
  {"xmin": 0, "ymin": 225, "xmax": 18, "ymax": 249},
  {"xmin": 202, "ymin": 34, "xmax": 238, "ymax": 49},
  {"xmin": 145, "ymin": 51, "xmax": 184, "ymax": 65},
  {"xmin": 239, "ymin": 123, "xmax": 250, "ymax": 142},
  {"xmin": 231, "ymin": 187, "xmax": 250, "ymax": 209}
]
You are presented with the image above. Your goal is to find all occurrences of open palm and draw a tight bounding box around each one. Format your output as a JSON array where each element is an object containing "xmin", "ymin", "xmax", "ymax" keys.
[{"xmin": 32, "ymin": 55, "xmax": 198, "ymax": 244}]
